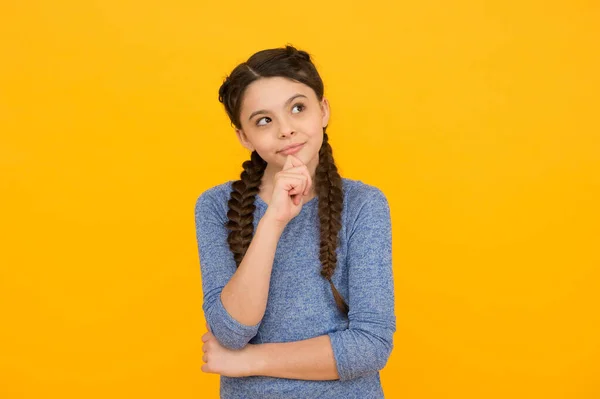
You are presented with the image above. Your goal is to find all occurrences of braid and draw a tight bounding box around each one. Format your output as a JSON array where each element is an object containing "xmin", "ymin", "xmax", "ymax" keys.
[
  {"xmin": 316, "ymin": 131, "xmax": 349, "ymax": 316},
  {"xmin": 225, "ymin": 150, "xmax": 267, "ymax": 266}
]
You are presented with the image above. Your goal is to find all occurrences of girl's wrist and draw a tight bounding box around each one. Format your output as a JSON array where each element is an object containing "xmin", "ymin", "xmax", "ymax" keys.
[
  {"xmin": 260, "ymin": 210, "xmax": 287, "ymax": 232},
  {"xmin": 244, "ymin": 343, "xmax": 266, "ymax": 376}
]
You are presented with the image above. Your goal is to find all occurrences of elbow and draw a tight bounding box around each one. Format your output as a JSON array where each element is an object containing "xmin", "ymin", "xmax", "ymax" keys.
[
  {"xmin": 354, "ymin": 320, "xmax": 395, "ymax": 375},
  {"xmin": 361, "ymin": 331, "xmax": 394, "ymax": 375},
  {"xmin": 359, "ymin": 317, "xmax": 396, "ymax": 374},
  {"xmin": 329, "ymin": 327, "xmax": 395, "ymax": 381},
  {"xmin": 205, "ymin": 313, "xmax": 260, "ymax": 350},
  {"xmin": 203, "ymin": 295, "xmax": 261, "ymax": 350},
  {"xmin": 374, "ymin": 336, "xmax": 393, "ymax": 371},
  {"xmin": 213, "ymin": 332, "xmax": 250, "ymax": 351}
]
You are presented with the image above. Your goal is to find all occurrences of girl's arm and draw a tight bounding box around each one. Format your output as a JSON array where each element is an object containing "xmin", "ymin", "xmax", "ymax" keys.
[
  {"xmin": 220, "ymin": 213, "xmax": 285, "ymax": 326},
  {"xmin": 246, "ymin": 335, "xmax": 339, "ymax": 381},
  {"xmin": 195, "ymin": 190, "xmax": 285, "ymax": 350}
]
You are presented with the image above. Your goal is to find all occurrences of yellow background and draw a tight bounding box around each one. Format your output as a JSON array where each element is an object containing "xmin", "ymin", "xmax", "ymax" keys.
[{"xmin": 1, "ymin": 1, "xmax": 598, "ymax": 398}]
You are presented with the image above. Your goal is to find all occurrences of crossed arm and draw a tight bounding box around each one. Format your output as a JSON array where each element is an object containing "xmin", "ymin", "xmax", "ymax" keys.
[
  {"xmin": 196, "ymin": 187, "xmax": 395, "ymax": 382},
  {"xmin": 201, "ymin": 312, "xmax": 340, "ymax": 380},
  {"xmin": 245, "ymin": 334, "xmax": 339, "ymax": 380}
]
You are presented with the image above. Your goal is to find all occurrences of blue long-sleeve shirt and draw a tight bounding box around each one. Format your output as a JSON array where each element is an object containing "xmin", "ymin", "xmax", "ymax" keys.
[{"xmin": 194, "ymin": 177, "xmax": 396, "ymax": 398}]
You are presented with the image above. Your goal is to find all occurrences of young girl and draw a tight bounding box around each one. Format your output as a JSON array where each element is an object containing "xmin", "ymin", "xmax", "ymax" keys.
[{"xmin": 194, "ymin": 44, "xmax": 396, "ymax": 398}]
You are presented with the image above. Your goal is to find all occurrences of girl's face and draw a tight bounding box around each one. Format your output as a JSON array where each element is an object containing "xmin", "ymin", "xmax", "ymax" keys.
[{"xmin": 235, "ymin": 76, "xmax": 330, "ymax": 170}]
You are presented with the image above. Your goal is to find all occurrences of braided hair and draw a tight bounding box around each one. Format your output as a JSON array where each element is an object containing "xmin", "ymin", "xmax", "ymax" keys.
[{"xmin": 218, "ymin": 45, "xmax": 349, "ymax": 316}]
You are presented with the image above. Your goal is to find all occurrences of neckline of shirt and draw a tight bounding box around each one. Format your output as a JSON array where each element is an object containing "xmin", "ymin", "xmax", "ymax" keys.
[
  {"xmin": 255, "ymin": 193, "xmax": 319, "ymax": 208},
  {"xmin": 227, "ymin": 179, "xmax": 350, "ymax": 209}
]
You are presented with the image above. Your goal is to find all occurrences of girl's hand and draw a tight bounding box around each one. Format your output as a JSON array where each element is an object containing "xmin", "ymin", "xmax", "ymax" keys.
[
  {"xmin": 264, "ymin": 154, "xmax": 313, "ymax": 225},
  {"xmin": 201, "ymin": 322, "xmax": 255, "ymax": 377}
]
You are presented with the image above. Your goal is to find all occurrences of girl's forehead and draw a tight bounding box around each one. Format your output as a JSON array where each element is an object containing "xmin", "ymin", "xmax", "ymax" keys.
[{"xmin": 242, "ymin": 77, "xmax": 312, "ymax": 106}]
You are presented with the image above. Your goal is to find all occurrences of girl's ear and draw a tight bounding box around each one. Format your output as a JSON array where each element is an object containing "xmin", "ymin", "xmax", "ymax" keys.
[
  {"xmin": 235, "ymin": 128, "xmax": 255, "ymax": 152},
  {"xmin": 321, "ymin": 97, "xmax": 331, "ymax": 128}
]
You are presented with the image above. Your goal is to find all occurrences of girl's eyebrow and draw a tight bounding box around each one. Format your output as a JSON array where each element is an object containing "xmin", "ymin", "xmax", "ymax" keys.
[{"xmin": 248, "ymin": 93, "xmax": 308, "ymax": 121}]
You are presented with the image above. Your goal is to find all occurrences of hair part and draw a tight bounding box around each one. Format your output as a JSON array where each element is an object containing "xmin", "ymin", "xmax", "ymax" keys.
[{"xmin": 219, "ymin": 44, "xmax": 349, "ymax": 316}]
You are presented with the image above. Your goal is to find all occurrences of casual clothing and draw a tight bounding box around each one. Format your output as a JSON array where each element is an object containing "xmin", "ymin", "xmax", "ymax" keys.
[{"xmin": 194, "ymin": 177, "xmax": 396, "ymax": 398}]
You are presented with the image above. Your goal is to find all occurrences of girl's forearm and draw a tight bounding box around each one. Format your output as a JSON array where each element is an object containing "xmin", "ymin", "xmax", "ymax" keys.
[
  {"xmin": 246, "ymin": 335, "xmax": 339, "ymax": 380},
  {"xmin": 220, "ymin": 214, "xmax": 286, "ymax": 326}
]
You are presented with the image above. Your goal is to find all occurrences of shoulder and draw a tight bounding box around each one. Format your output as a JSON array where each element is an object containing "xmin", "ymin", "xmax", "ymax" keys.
[
  {"xmin": 194, "ymin": 180, "xmax": 235, "ymax": 221},
  {"xmin": 341, "ymin": 177, "xmax": 390, "ymax": 212},
  {"xmin": 341, "ymin": 178, "xmax": 392, "ymax": 242},
  {"xmin": 195, "ymin": 180, "xmax": 233, "ymax": 202}
]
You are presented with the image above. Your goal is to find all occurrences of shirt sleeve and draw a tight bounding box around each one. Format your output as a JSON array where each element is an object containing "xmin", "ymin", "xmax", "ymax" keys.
[
  {"xmin": 327, "ymin": 187, "xmax": 396, "ymax": 381},
  {"xmin": 194, "ymin": 189, "xmax": 261, "ymax": 350}
]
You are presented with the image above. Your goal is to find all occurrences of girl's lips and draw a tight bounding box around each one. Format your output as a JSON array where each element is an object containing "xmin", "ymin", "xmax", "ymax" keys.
[{"xmin": 279, "ymin": 143, "xmax": 305, "ymax": 155}]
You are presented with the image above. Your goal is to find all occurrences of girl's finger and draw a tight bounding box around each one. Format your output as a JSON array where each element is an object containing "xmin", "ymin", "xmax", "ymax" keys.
[
  {"xmin": 277, "ymin": 174, "xmax": 307, "ymax": 197},
  {"xmin": 276, "ymin": 174, "xmax": 304, "ymax": 192},
  {"xmin": 283, "ymin": 154, "xmax": 298, "ymax": 170},
  {"xmin": 278, "ymin": 166, "xmax": 312, "ymax": 195}
]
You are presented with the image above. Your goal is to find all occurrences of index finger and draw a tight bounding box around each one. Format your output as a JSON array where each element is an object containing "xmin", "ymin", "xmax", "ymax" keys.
[
  {"xmin": 283, "ymin": 155, "xmax": 294, "ymax": 170},
  {"xmin": 283, "ymin": 154, "xmax": 304, "ymax": 171}
]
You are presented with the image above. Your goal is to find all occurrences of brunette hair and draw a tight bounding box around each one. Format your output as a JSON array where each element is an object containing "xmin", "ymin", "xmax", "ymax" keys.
[{"xmin": 218, "ymin": 44, "xmax": 348, "ymax": 316}]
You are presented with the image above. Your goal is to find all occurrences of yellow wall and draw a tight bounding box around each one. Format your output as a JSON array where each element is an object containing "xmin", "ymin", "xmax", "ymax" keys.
[{"xmin": 1, "ymin": 1, "xmax": 598, "ymax": 398}]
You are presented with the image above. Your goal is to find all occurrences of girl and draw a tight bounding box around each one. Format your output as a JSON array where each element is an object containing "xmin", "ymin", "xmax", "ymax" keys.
[{"xmin": 194, "ymin": 44, "xmax": 396, "ymax": 398}]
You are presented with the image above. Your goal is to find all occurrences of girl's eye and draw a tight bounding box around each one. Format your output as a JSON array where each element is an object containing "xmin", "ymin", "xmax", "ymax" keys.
[
  {"xmin": 256, "ymin": 117, "xmax": 271, "ymax": 126},
  {"xmin": 255, "ymin": 103, "xmax": 305, "ymax": 127},
  {"xmin": 292, "ymin": 103, "xmax": 305, "ymax": 113}
]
